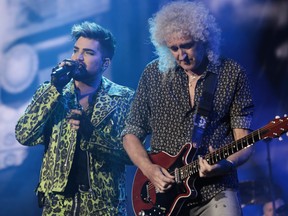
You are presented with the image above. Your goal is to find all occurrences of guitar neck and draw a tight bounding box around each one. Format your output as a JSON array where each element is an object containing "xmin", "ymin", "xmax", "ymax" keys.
[
  {"xmin": 179, "ymin": 127, "xmax": 267, "ymax": 180},
  {"xmin": 206, "ymin": 128, "xmax": 262, "ymax": 165}
]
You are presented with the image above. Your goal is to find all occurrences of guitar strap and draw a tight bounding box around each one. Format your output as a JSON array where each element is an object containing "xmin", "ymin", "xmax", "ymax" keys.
[{"xmin": 191, "ymin": 71, "xmax": 218, "ymax": 146}]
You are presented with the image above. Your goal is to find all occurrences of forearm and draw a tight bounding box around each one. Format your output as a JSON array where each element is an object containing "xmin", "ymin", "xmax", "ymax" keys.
[
  {"xmin": 123, "ymin": 134, "xmax": 153, "ymax": 173},
  {"xmin": 227, "ymin": 128, "xmax": 254, "ymax": 167},
  {"xmin": 15, "ymin": 84, "xmax": 60, "ymax": 145}
]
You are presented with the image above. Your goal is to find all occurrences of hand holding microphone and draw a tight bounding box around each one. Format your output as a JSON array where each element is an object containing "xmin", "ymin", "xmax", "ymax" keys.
[{"xmin": 51, "ymin": 59, "xmax": 83, "ymax": 92}]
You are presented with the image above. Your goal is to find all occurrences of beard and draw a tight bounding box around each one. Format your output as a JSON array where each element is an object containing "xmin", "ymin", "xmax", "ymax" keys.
[
  {"xmin": 73, "ymin": 69, "xmax": 88, "ymax": 81},
  {"xmin": 73, "ymin": 67, "xmax": 102, "ymax": 86}
]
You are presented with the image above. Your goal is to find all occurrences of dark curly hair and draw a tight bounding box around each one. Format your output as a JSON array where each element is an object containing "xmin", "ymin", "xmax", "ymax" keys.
[{"xmin": 71, "ymin": 21, "xmax": 116, "ymax": 59}]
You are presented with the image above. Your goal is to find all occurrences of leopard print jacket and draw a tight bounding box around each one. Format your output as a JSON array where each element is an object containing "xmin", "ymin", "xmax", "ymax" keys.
[{"xmin": 15, "ymin": 77, "xmax": 134, "ymax": 214}]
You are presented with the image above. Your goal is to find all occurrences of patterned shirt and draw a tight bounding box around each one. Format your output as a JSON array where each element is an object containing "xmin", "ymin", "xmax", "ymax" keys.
[{"xmin": 122, "ymin": 58, "xmax": 254, "ymax": 203}]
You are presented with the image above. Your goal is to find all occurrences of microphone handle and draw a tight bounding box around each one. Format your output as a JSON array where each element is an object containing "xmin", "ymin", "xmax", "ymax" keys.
[{"xmin": 52, "ymin": 65, "xmax": 74, "ymax": 77}]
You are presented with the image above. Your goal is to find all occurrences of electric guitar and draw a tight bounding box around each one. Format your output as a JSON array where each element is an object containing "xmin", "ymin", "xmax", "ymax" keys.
[{"xmin": 132, "ymin": 116, "xmax": 288, "ymax": 216}]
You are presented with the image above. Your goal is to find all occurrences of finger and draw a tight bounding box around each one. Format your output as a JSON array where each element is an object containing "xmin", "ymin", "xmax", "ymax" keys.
[
  {"xmin": 198, "ymin": 155, "xmax": 205, "ymax": 166},
  {"xmin": 70, "ymin": 109, "xmax": 82, "ymax": 114},
  {"xmin": 166, "ymin": 184, "xmax": 173, "ymax": 190},
  {"xmin": 162, "ymin": 182, "xmax": 174, "ymax": 191},
  {"xmin": 69, "ymin": 119, "xmax": 80, "ymax": 125},
  {"xmin": 63, "ymin": 59, "xmax": 76, "ymax": 66},
  {"xmin": 208, "ymin": 145, "xmax": 215, "ymax": 153},
  {"xmin": 155, "ymin": 187, "xmax": 165, "ymax": 193},
  {"xmin": 156, "ymin": 183, "xmax": 169, "ymax": 193},
  {"xmin": 198, "ymin": 154, "xmax": 210, "ymax": 168},
  {"xmin": 68, "ymin": 109, "xmax": 82, "ymax": 120},
  {"xmin": 198, "ymin": 156, "xmax": 208, "ymax": 177},
  {"xmin": 199, "ymin": 171, "xmax": 205, "ymax": 177},
  {"xmin": 201, "ymin": 158, "xmax": 209, "ymax": 166},
  {"xmin": 72, "ymin": 125, "xmax": 80, "ymax": 130},
  {"xmin": 152, "ymin": 169, "xmax": 173, "ymax": 192},
  {"xmin": 70, "ymin": 124, "xmax": 79, "ymax": 130},
  {"xmin": 155, "ymin": 188, "xmax": 160, "ymax": 193},
  {"xmin": 160, "ymin": 168, "xmax": 175, "ymax": 182},
  {"xmin": 68, "ymin": 119, "xmax": 81, "ymax": 130},
  {"xmin": 59, "ymin": 59, "xmax": 74, "ymax": 67}
]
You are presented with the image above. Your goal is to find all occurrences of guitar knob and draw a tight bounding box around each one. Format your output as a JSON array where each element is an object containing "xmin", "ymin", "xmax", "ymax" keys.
[{"xmin": 138, "ymin": 210, "xmax": 145, "ymax": 216}]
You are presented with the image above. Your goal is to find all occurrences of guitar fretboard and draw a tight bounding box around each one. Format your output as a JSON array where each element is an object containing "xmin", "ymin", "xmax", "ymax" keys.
[{"xmin": 179, "ymin": 126, "xmax": 272, "ymax": 180}]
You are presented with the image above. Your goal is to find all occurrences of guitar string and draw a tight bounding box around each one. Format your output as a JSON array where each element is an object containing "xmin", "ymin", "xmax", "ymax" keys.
[
  {"xmin": 146, "ymin": 131, "xmax": 254, "ymax": 191},
  {"xmin": 145, "ymin": 120, "xmax": 285, "ymax": 192},
  {"xmin": 178, "ymin": 122, "xmax": 275, "ymax": 175}
]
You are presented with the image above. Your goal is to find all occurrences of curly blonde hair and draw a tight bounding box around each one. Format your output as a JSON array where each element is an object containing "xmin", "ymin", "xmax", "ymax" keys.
[{"xmin": 149, "ymin": 1, "xmax": 221, "ymax": 72}]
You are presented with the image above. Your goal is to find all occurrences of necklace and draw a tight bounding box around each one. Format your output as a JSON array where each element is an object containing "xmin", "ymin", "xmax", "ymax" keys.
[
  {"xmin": 76, "ymin": 89, "xmax": 97, "ymax": 112},
  {"xmin": 188, "ymin": 73, "xmax": 198, "ymax": 87}
]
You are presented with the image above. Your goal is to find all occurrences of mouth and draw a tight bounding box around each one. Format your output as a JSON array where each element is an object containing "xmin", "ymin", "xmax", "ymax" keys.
[
  {"xmin": 180, "ymin": 58, "xmax": 191, "ymax": 65},
  {"xmin": 179, "ymin": 54, "xmax": 191, "ymax": 64},
  {"xmin": 77, "ymin": 61, "xmax": 86, "ymax": 71},
  {"xmin": 72, "ymin": 61, "xmax": 87, "ymax": 78},
  {"xmin": 183, "ymin": 58, "xmax": 190, "ymax": 64}
]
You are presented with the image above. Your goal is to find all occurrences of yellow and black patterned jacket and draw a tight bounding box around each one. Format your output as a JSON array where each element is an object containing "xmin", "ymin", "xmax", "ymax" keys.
[{"xmin": 15, "ymin": 77, "xmax": 134, "ymax": 214}]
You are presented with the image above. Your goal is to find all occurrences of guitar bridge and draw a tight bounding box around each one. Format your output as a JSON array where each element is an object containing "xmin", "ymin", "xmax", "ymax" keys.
[{"xmin": 144, "ymin": 183, "xmax": 151, "ymax": 202}]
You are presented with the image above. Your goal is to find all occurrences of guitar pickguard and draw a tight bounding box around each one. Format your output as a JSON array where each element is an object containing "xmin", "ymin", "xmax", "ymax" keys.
[{"xmin": 133, "ymin": 144, "xmax": 198, "ymax": 216}]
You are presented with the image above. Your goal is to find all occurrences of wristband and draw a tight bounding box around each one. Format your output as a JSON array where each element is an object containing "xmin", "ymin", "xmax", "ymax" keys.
[
  {"xmin": 226, "ymin": 159, "xmax": 236, "ymax": 170},
  {"xmin": 219, "ymin": 159, "xmax": 236, "ymax": 172}
]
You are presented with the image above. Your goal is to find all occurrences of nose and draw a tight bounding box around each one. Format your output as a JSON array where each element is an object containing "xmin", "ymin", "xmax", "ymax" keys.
[
  {"xmin": 75, "ymin": 52, "xmax": 84, "ymax": 61},
  {"xmin": 178, "ymin": 49, "xmax": 187, "ymax": 61}
]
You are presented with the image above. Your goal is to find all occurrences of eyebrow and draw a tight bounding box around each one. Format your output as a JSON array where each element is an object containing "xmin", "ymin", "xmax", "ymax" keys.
[
  {"xmin": 169, "ymin": 41, "xmax": 195, "ymax": 50},
  {"xmin": 73, "ymin": 46, "xmax": 96, "ymax": 53}
]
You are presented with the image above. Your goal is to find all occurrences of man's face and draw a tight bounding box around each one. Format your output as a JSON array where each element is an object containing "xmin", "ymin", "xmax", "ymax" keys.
[
  {"xmin": 166, "ymin": 35, "xmax": 206, "ymax": 72},
  {"xmin": 263, "ymin": 199, "xmax": 285, "ymax": 216},
  {"xmin": 71, "ymin": 36, "xmax": 107, "ymax": 81}
]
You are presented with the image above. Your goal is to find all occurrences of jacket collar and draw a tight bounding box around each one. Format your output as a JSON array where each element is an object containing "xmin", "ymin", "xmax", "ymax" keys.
[{"xmin": 63, "ymin": 77, "xmax": 127, "ymax": 127}]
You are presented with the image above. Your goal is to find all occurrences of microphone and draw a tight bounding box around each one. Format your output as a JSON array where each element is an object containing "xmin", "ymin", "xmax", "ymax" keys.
[{"xmin": 51, "ymin": 60, "xmax": 79, "ymax": 78}]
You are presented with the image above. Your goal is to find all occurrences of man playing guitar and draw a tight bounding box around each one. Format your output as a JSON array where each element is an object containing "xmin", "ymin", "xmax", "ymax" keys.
[{"xmin": 122, "ymin": 1, "xmax": 254, "ymax": 216}]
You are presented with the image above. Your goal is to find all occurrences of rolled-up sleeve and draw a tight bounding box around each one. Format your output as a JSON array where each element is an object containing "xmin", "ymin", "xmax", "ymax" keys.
[
  {"xmin": 230, "ymin": 66, "xmax": 254, "ymax": 129},
  {"xmin": 121, "ymin": 66, "xmax": 152, "ymax": 142}
]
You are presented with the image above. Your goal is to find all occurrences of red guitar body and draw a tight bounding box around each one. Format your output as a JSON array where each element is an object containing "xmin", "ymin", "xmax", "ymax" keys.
[
  {"xmin": 131, "ymin": 116, "xmax": 288, "ymax": 216},
  {"xmin": 132, "ymin": 143, "xmax": 197, "ymax": 216}
]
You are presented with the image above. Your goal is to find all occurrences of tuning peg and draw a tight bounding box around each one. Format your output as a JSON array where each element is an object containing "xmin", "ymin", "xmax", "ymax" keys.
[
  {"xmin": 275, "ymin": 115, "xmax": 280, "ymax": 119},
  {"xmin": 279, "ymin": 137, "xmax": 283, "ymax": 141},
  {"xmin": 284, "ymin": 114, "xmax": 287, "ymax": 117}
]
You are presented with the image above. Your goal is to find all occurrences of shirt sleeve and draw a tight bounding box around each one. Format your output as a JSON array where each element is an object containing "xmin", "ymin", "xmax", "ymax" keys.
[
  {"xmin": 230, "ymin": 65, "xmax": 254, "ymax": 130},
  {"xmin": 121, "ymin": 66, "xmax": 152, "ymax": 142},
  {"xmin": 15, "ymin": 82, "xmax": 60, "ymax": 146}
]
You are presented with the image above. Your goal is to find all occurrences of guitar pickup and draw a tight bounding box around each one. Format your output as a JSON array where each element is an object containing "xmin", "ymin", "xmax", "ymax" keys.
[{"xmin": 174, "ymin": 168, "xmax": 181, "ymax": 184}]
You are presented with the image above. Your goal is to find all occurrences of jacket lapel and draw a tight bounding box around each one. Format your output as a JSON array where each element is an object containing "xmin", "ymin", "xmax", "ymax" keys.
[{"xmin": 90, "ymin": 77, "xmax": 123, "ymax": 127}]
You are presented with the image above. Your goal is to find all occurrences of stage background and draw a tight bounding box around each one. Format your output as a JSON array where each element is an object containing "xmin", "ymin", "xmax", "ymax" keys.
[{"xmin": 0, "ymin": 0, "xmax": 287, "ymax": 215}]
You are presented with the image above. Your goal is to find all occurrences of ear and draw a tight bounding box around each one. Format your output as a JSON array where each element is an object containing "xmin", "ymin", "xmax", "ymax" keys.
[{"xmin": 102, "ymin": 58, "xmax": 111, "ymax": 71}]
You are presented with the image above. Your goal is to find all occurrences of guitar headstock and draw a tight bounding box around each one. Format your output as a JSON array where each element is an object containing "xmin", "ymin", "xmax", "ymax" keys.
[{"xmin": 262, "ymin": 115, "xmax": 288, "ymax": 140}]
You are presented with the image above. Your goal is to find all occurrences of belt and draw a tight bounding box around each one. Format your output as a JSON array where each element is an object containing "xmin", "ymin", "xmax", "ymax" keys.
[{"xmin": 78, "ymin": 184, "xmax": 90, "ymax": 192}]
